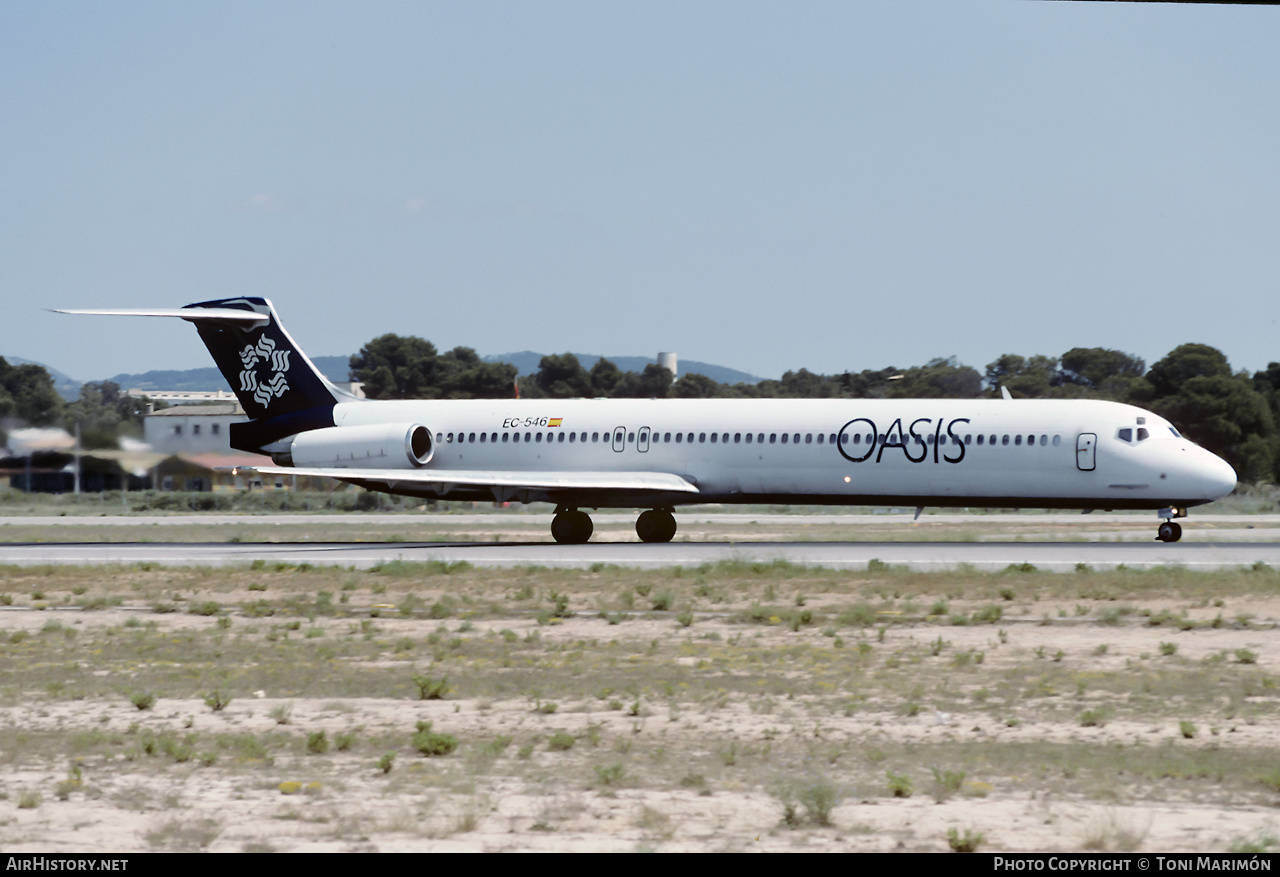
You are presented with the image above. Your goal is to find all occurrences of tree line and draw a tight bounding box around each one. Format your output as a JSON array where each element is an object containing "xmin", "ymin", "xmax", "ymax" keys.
[
  {"xmin": 349, "ymin": 336, "xmax": 1280, "ymax": 484},
  {"xmin": 3, "ymin": 339, "xmax": 1274, "ymax": 486},
  {"xmin": 0, "ymin": 358, "xmax": 154, "ymax": 450}
]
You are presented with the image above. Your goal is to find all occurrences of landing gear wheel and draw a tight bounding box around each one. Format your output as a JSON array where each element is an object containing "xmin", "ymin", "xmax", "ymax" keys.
[
  {"xmin": 636, "ymin": 509, "xmax": 677, "ymax": 543},
  {"xmin": 1156, "ymin": 521, "xmax": 1182, "ymax": 543},
  {"xmin": 551, "ymin": 510, "xmax": 593, "ymax": 544}
]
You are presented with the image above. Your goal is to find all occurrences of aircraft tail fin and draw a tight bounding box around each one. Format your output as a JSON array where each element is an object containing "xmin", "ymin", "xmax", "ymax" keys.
[
  {"xmin": 179, "ymin": 297, "xmax": 349, "ymax": 420},
  {"xmin": 56, "ymin": 298, "xmax": 355, "ymax": 452}
]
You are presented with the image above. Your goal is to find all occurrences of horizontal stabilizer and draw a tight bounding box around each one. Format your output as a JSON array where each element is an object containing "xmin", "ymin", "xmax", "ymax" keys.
[
  {"xmin": 241, "ymin": 466, "xmax": 699, "ymax": 495},
  {"xmin": 52, "ymin": 308, "xmax": 269, "ymax": 325}
]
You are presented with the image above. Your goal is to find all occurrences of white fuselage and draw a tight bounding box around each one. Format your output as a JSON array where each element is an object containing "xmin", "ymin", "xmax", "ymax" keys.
[{"xmin": 328, "ymin": 396, "xmax": 1237, "ymax": 510}]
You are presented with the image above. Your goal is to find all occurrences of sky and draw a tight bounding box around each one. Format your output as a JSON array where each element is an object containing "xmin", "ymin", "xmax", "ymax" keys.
[{"xmin": 2, "ymin": 1, "xmax": 1278, "ymax": 384}]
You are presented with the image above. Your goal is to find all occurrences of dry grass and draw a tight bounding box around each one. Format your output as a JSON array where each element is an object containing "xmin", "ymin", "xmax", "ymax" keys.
[{"xmin": 0, "ymin": 553, "xmax": 1277, "ymax": 851}]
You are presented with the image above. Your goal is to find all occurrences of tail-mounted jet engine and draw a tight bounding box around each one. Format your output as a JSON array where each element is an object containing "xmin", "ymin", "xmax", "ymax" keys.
[{"xmin": 271, "ymin": 423, "xmax": 433, "ymax": 469}]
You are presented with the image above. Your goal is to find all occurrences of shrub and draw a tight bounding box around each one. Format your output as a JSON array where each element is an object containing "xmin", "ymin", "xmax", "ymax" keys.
[
  {"xmin": 1179, "ymin": 721, "xmax": 1196, "ymax": 739},
  {"xmin": 931, "ymin": 767, "xmax": 966, "ymax": 802},
  {"xmin": 547, "ymin": 731, "xmax": 575, "ymax": 751},
  {"xmin": 412, "ymin": 674, "xmax": 449, "ymax": 700},
  {"xmin": 1080, "ymin": 709, "xmax": 1107, "ymax": 727},
  {"xmin": 1236, "ymin": 649, "xmax": 1259, "ymax": 665},
  {"xmin": 378, "ymin": 753, "xmax": 395, "ymax": 774},
  {"xmin": 412, "ymin": 721, "xmax": 457, "ymax": 757},
  {"xmin": 1159, "ymin": 642, "xmax": 1178, "ymax": 657},
  {"xmin": 203, "ymin": 690, "xmax": 231, "ymax": 712},
  {"xmin": 131, "ymin": 691, "xmax": 156, "ymax": 711}
]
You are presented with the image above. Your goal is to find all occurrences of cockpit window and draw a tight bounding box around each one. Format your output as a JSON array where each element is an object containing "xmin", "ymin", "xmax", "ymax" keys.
[
  {"xmin": 1117, "ymin": 428, "xmax": 1132, "ymax": 443},
  {"xmin": 1136, "ymin": 428, "xmax": 1149, "ymax": 441},
  {"xmin": 1169, "ymin": 427, "xmax": 1181, "ymax": 438}
]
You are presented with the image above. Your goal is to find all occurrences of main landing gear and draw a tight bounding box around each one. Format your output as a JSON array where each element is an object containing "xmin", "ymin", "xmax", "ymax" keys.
[
  {"xmin": 1156, "ymin": 507, "xmax": 1186, "ymax": 543},
  {"xmin": 550, "ymin": 508, "xmax": 593, "ymax": 545},
  {"xmin": 548, "ymin": 507, "xmax": 679, "ymax": 544},
  {"xmin": 635, "ymin": 508, "xmax": 677, "ymax": 544}
]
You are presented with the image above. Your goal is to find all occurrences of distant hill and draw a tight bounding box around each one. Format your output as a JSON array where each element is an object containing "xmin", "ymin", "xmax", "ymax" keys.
[
  {"xmin": 106, "ymin": 356, "xmax": 352, "ymax": 392},
  {"xmin": 90, "ymin": 353, "xmax": 760, "ymax": 393},
  {"xmin": 484, "ymin": 352, "xmax": 762, "ymax": 386}
]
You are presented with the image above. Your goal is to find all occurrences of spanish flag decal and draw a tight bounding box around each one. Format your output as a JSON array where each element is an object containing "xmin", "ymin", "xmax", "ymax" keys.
[{"xmin": 548, "ymin": 418, "xmax": 563, "ymax": 427}]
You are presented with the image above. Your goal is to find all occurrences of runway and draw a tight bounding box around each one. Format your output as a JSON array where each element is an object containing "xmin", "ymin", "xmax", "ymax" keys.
[{"xmin": 3, "ymin": 538, "xmax": 1279, "ymax": 571}]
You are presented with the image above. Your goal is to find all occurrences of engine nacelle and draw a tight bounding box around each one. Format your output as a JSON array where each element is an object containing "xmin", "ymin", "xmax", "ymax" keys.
[{"xmin": 273, "ymin": 423, "xmax": 433, "ymax": 469}]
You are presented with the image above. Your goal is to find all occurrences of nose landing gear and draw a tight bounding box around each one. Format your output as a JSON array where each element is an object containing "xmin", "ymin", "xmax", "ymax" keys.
[{"xmin": 1155, "ymin": 507, "xmax": 1186, "ymax": 543}]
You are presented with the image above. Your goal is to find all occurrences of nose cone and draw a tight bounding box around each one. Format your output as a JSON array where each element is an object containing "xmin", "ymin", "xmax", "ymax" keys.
[{"xmin": 1202, "ymin": 451, "xmax": 1237, "ymax": 501}]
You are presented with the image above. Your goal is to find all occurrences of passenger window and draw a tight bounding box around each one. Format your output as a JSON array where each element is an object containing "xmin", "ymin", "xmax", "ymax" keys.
[
  {"xmin": 793, "ymin": 434, "xmax": 800, "ymax": 444},
  {"xmin": 567, "ymin": 432, "xmax": 574, "ymax": 442},
  {"xmin": 525, "ymin": 432, "xmax": 532, "ymax": 442},
  {"xmin": 558, "ymin": 432, "xmax": 565, "ymax": 442},
  {"xmin": 1039, "ymin": 435, "xmax": 1047, "ymax": 446},
  {"xmin": 781, "ymin": 434, "xmax": 788, "ymax": 444},
  {"xmin": 829, "ymin": 434, "xmax": 836, "ymax": 444},
  {"xmin": 1026, "ymin": 435, "xmax": 1034, "ymax": 445},
  {"xmin": 676, "ymin": 433, "xmax": 683, "ymax": 443},
  {"xmin": 1053, "ymin": 435, "xmax": 1061, "ymax": 446},
  {"xmin": 628, "ymin": 432, "xmax": 635, "ymax": 443},
  {"xmin": 723, "ymin": 434, "xmax": 729, "ymax": 443},
  {"xmin": 746, "ymin": 433, "xmax": 753, "ymax": 443},
  {"xmin": 480, "ymin": 433, "xmax": 487, "ymax": 443},
  {"xmin": 816, "ymin": 434, "xmax": 823, "ymax": 444},
  {"xmin": 469, "ymin": 433, "xmax": 476, "ymax": 442},
  {"xmin": 734, "ymin": 433, "xmax": 741, "ymax": 443},
  {"xmin": 535, "ymin": 433, "xmax": 542, "ymax": 442},
  {"xmin": 1015, "ymin": 435, "xmax": 1022, "ymax": 446},
  {"xmin": 1137, "ymin": 428, "xmax": 1149, "ymax": 441},
  {"xmin": 965, "ymin": 435, "xmax": 972, "ymax": 444},
  {"xmin": 699, "ymin": 433, "xmax": 706, "ymax": 443},
  {"xmin": 1118, "ymin": 428, "xmax": 1132, "ymax": 443},
  {"xmin": 502, "ymin": 433, "xmax": 509, "ymax": 443},
  {"xmin": 1002, "ymin": 435, "xmax": 1009, "ymax": 446},
  {"xmin": 664, "ymin": 432, "xmax": 671, "ymax": 442},
  {"xmin": 710, "ymin": 433, "xmax": 717, "ymax": 443},
  {"xmin": 769, "ymin": 434, "xmax": 777, "ymax": 444},
  {"xmin": 976, "ymin": 435, "xmax": 984, "ymax": 446},
  {"xmin": 757, "ymin": 434, "xmax": 764, "ymax": 443}
]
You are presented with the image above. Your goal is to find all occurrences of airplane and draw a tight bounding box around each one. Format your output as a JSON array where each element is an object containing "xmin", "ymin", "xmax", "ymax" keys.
[{"xmin": 56, "ymin": 298, "xmax": 1238, "ymax": 544}]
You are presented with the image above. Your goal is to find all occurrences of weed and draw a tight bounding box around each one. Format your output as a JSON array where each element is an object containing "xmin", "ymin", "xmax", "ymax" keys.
[
  {"xmin": 947, "ymin": 827, "xmax": 985, "ymax": 852},
  {"xmin": 887, "ymin": 771, "xmax": 913, "ymax": 798},
  {"xmin": 412, "ymin": 674, "xmax": 449, "ymax": 700},
  {"xmin": 130, "ymin": 691, "xmax": 156, "ymax": 711},
  {"xmin": 378, "ymin": 752, "xmax": 395, "ymax": 774},
  {"xmin": 269, "ymin": 703, "xmax": 293, "ymax": 725},
  {"xmin": 676, "ymin": 610, "xmax": 693, "ymax": 628},
  {"xmin": 306, "ymin": 731, "xmax": 329, "ymax": 755},
  {"xmin": 1235, "ymin": 649, "xmax": 1258, "ymax": 665},
  {"xmin": 931, "ymin": 767, "xmax": 967, "ymax": 803},
  {"xmin": 1178, "ymin": 721, "xmax": 1196, "ymax": 739},
  {"xmin": 1080, "ymin": 709, "xmax": 1107, "ymax": 728},
  {"xmin": 594, "ymin": 763, "xmax": 627, "ymax": 786}
]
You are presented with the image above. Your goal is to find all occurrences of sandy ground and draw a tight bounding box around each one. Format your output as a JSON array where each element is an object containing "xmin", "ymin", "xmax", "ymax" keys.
[{"xmin": 2, "ymin": 597, "xmax": 1279, "ymax": 853}]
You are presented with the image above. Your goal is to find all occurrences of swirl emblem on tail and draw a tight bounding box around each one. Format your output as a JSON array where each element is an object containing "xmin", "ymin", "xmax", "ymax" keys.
[{"xmin": 238, "ymin": 334, "xmax": 290, "ymax": 408}]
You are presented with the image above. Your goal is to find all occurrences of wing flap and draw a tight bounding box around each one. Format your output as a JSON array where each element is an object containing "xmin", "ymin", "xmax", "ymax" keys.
[{"xmin": 241, "ymin": 466, "xmax": 699, "ymax": 494}]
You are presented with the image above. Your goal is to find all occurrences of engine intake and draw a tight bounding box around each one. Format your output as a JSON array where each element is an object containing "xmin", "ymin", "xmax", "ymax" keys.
[{"xmin": 272, "ymin": 423, "xmax": 433, "ymax": 469}]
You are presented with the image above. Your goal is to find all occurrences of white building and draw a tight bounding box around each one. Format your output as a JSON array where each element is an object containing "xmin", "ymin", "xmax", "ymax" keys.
[{"xmin": 143, "ymin": 402, "xmax": 248, "ymax": 455}]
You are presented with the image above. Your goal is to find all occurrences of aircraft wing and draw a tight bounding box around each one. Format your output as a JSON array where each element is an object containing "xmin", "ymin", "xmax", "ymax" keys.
[{"xmin": 241, "ymin": 466, "xmax": 700, "ymax": 497}]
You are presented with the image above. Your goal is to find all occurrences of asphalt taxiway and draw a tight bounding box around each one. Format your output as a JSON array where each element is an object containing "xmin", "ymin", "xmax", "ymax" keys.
[{"xmin": 2, "ymin": 538, "xmax": 1279, "ymax": 572}]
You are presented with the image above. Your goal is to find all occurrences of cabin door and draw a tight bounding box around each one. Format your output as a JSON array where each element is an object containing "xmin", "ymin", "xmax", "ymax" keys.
[
  {"xmin": 1076, "ymin": 433, "xmax": 1096, "ymax": 471},
  {"xmin": 612, "ymin": 427, "xmax": 626, "ymax": 452},
  {"xmin": 637, "ymin": 426, "xmax": 650, "ymax": 453}
]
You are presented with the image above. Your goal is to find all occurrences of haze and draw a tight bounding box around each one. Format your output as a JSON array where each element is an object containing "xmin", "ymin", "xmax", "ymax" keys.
[{"xmin": 2, "ymin": 1, "xmax": 1277, "ymax": 382}]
